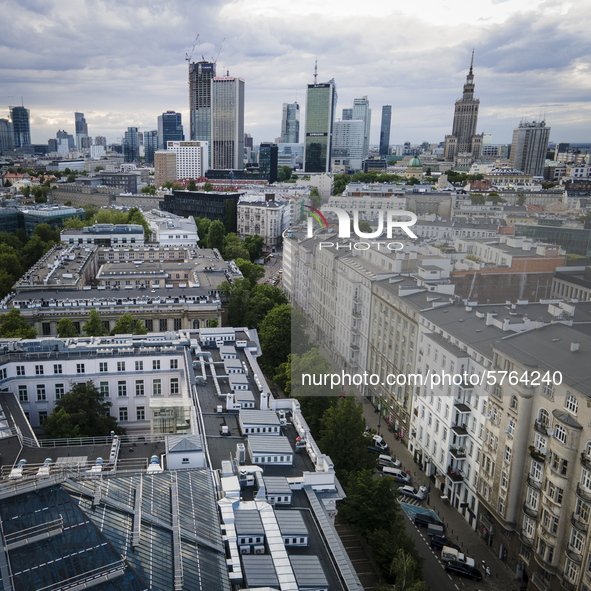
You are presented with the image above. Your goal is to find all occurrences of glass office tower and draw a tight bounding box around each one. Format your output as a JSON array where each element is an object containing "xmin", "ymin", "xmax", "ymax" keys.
[
  {"xmin": 189, "ymin": 61, "xmax": 216, "ymax": 161},
  {"xmin": 379, "ymin": 105, "xmax": 392, "ymax": 157},
  {"xmin": 9, "ymin": 106, "xmax": 30, "ymax": 148},
  {"xmin": 211, "ymin": 77, "xmax": 245, "ymax": 170},
  {"xmin": 304, "ymin": 80, "xmax": 336, "ymax": 173}
]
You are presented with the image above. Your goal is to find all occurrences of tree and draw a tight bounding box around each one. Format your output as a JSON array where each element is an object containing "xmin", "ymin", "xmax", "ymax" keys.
[
  {"xmin": 309, "ymin": 187, "xmax": 321, "ymax": 208},
  {"xmin": 316, "ymin": 397, "xmax": 374, "ymax": 479},
  {"xmin": 235, "ymin": 258, "xmax": 265, "ymax": 288},
  {"xmin": 219, "ymin": 278, "xmax": 251, "ymax": 326},
  {"xmin": 66, "ymin": 173, "xmax": 76, "ymax": 183},
  {"xmin": 244, "ymin": 234, "xmax": 264, "ymax": 261},
  {"xmin": 208, "ymin": 319, "xmax": 219, "ymax": 327},
  {"xmin": 517, "ymin": 194, "xmax": 527, "ymax": 205},
  {"xmin": 141, "ymin": 185, "xmax": 157, "ymax": 195},
  {"xmin": 258, "ymin": 305, "xmax": 310, "ymax": 374},
  {"xmin": 333, "ymin": 173, "xmax": 351, "ymax": 196},
  {"xmin": 57, "ymin": 317, "xmax": 79, "ymax": 338},
  {"xmin": 206, "ymin": 220, "xmax": 226, "ymax": 251},
  {"xmin": 63, "ymin": 217, "xmax": 85, "ymax": 230},
  {"xmin": 406, "ymin": 177, "xmax": 420, "ymax": 185},
  {"xmin": 19, "ymin": 186, "xmax": 30, "ymax": 198},
  {"xmin": 194, "ymin": 217, "xmax": 211, "ymax": 247},
  {"xmin": 0, "ymin": 309, "xmax": 36, "ymax": 339},
  {"xmin": 34, "ymin": 223, "xmax": 58, "ymax": 243},
  {"xmin": 202, "ymin": 182, "xmax": 214, "ymax": 192},
  {"xmin": 43, "ymin": 381, "xmax": 125, "ymax": 438},
  {"xmin": 242, "ymin": 284, "xmax": 287, "ymax": 328},
  {"xmin": 187, "ymin": 179, "xmax": 197, "ymax": 191},
  {"xmin": 82, "ymin": 309, "xmax": 108, "ymax": 336},
  {"xmin": 110, "ymin": 313, "xmax": 148, "ymax": 335},
  {"xmin": 276, "ymin": 166, "xmax": 292, "ymax": 183},
  {"xmin": 224, "ymin": 234, "xmax": 251, "ymax": 261},
  {"xmin": 390, "ymin": 550, "xmax": 427, "ymax": 591},
  {"xmin": 94, "ymin": 166, "xmax": 104, "ymax": 172}
]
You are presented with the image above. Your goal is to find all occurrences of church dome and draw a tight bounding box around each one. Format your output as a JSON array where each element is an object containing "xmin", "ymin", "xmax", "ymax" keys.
[{"xmin": 408, "ymin": 156, "xmax": 422, "ymax": 167}]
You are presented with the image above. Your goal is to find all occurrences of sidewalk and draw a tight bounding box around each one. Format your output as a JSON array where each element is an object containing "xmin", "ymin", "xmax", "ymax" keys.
[{"xmin": 360, "ymin": 396, "xmax": 524, "ymax": 591}]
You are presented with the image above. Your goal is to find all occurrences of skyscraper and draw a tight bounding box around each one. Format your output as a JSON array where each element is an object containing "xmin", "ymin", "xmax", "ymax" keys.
[
  {"xmin": 56, "ymin": 129, "xmax": 75, "ymax": 150},
  {"xmin": 189, "ymin": 60, "xmax": 216, "ymax": 160},
  {"xmin": 331, "ymin": 120, "xmax": 365, "ymax": 172},
  {"xmin": 510, "ymin": 120, "xmax": 551, "ymax": 177},
  {"xmin": 0, "ymin": 119, "xmax": 13, "ymax": 154},
  {"xmin": 443, "ymin": 51, "xmax": 482, "ymax": 163},
  {"xmin": 74, "ymin": 112, "xmax": 88, "ymax": 149},
  {"xmin": 342, "ymin": 108, "xmax": 352, "ymax": 120},
  {"xmin": 352, "ymin": 96, "xmax": 371, "ymax": 158},
  {"xmin": 280, "ymin": 102, "xmax": 300, "ymax": 143},
  {"xmin": 379, "ymin": 106, "xmax": 392, "ymax": 157},
  {"xmin": 166, "ymin": 141, "xmax": 208, "ymax": 179},
  {"xmin": 304, "ymin": 79, "xmax": 337, "ymax": 173},
  {"xmin": 123, "ymin": 127, "xmax": 139, "ymax": 163},
  {"xmin": 210, "ymin": 76, "xmax": 245, "ymax": 170},
  {"xmin": 9, "ymin": 106, "xmax": 30, "ymax": 148},
  {"xmin": 144, "ymin": 130, "xmax": 158, "ymax": 165},
  {"xmin": 157, "ymin": 111, "xmax": 184, "ymax": 149},
  {"xmin": 259, "ymin": 142, "xmax": 278, "ymax": 184}
]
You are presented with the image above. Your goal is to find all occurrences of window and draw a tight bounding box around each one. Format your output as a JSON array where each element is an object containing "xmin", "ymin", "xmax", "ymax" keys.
[
  {"xmin": 509, "ymin": 396, "xmax": 518, "ymax": 411},
  {"xmin": 542, "ymin": 383, "xmax": 554, "ymax": 400},
  {"xmin": 117, "ymin": 361, "xmax": 126, "ymax": 372},
  {"xmin": 77, "ymin": 363, "xmax": 85, "ymax": 374},
  {"xmin": 35, "ymin": 365, "xmax": 44, "ymax": 375},
  {"xmin": 534, "ymin": 433, "xmax": 547, "ymax": 453},
  {"xmin": 135, "ymin": 380, "xmax": 144, "ymax": 396},
  {"xmin": 153, "ymin": 360, "xmax": 160, "ymax": 370},
  {"xmin": 504, "ymin": 445, "xmax": 512, "ymax": 464},
  {"xmin": 18, "ymin": 385, "xmax": 28, "ymax": 402},
  {"xmin": 55, "ymin": 384, "xmax": 65, "ymax": 400},
  {"xmin": 541, "ymin": 508, "xmax": 559, "ymax": 534},
  {"xmin": 571, "ymin": 529, "xmax": 586, "ymax": 553},
  {"xmin": 153, "ymin": 379, "xmax": 162, "ymax": 396},
  {"xmin": 526, "ymin": 487, "xmax": 539, "ymax": 510},
  {"xmin": 498, "ymin": 496, "xmax": 506, "ymax": 516},
  {"xmin": 135, "ymin": 361, "xmax": 143, "ymax": 371},
  {"xmin": 564, "ymin": 559, "xmax": 580, "ymax": 584},
  {"xmin": 159, "ymin": 319, "xmax": 167, "ymax": 332},
  {"xmin": 548, "ymin": 482, "xmax": 564, "ymax": 504},
  {"xmin": 538, "ymin": 408, "xmax": 550, "ymax": 427},
  {"xmin": 53, "ymin": 364, "xmax": 62, "ymax": 374},
  {"xmin": 38, "ymin": 411, "xmax": 47, "ymax": 425},
  {"xmin": 576, "ymin": 499, "xmax": 591, "ymax": 524},
  {"xmin": 42, "ymin": 322, "xmax": 51, "ymax": 336},
  {"xmin": 170, "ymin": 378, "xmax": 179, "ymax": 395},
  {"xmin": 522, "ymin": 515, "xmax": 535, "ymax": 537},
  {"xmin": 174, "ymin": 318, "xmax": 181, "ymax": 331},
  {"xmin": 507, "ymin": 419, "xmax": 515, "ymax": 438},
  {"xmin": 170, "ymin": 359, "xmax": 178, "ymax": 370},
  {"xmin": 99, "ymin": 362, "xmax": 108, "ymax": 372},
  {"xmin": 119, "ymin": 408, "xmax": 128, "ymax": 422},
  {"xmin": 530, "ymin": 460, "xmax": 543, "ymax": 482},
  {"xmin": 118, "ymin": 381, "xmax": 127, "ymax": 397},
  {"xmin": 565, "ymin": 395, "xmax": 578, "ymax": 415},
  {"xmin": 16, "ymin": 366, "xmax": 25, "ymax": 376},
  {"xmin": 100, "ymin": 382, "xmax": 109, "ymax": 397},
  {"xmin": 554, "ymin": 424, "xmax": 567, "ymax": 444},
  {"xmin": 145, "ymin": 319, "xmax": 153, "ymax": 331},
  {"xmin": 582, "ymin": 469, "xmax": 591, "ymax": 490},
  {"xmin": 35, "ymin": 384, "xmax": 46, "ymax": 401},
  {"xmin": 137, "ymin": 407, "xmax": 145, "ymax": 421},
  {"xmin": 102, "ymin": 320, "xmax": 110, "ymax": 332}
]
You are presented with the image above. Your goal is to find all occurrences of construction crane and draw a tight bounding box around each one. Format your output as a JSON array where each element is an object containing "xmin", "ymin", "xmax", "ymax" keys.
[
  {"xmin": 185, "ymin": 34, "xmax": 200, "ymax": 63},
  {"xmin": 212, "ymin": 38, "xmax": 225, "ymax": 64}
]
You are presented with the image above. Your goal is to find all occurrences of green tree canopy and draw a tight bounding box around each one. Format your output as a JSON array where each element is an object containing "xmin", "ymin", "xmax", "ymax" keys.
[
  {"xmin": 57, "ymin": 317, "xmax": 79, "ymax": 338},
  {"xmin": 202, "ymin": 182, "xmax": 214, "ymax": 192},
  {"xmin": 224, "ymin": 233, "xmax": 251, "ymax": 261},
  {"xmin": 110, "ymin": 313, "xmax": 148, "ymax": 335},
  {"xmin": 0, "ymin": 309, "xmax": 36, "ymax": 339},
  {"xmin": 242, "ymin": 284, "xmax": 287, "ymax": 328},
  {"xmin": 83, "ymin": 309, "xmax": 108, "ymax": 336},
  {"xmin": 194, "ymin": 217, "xmax": 211, "ymax": 247},
  {"xmin": 244, "ymin": 235, "xmax": 264, "ymax": 260},
  {"xmin": 43, "ymin": 381, "xmax": 125, "ymax": 438},
  {"xmin": 235, "ymin": 258, "xmax": 265, "ymax": 288},
  {"xmin": 63, "ymin": 217, "xmax": 85, "ymax": 230},
  {"xmin": 206, "ymin": 220, "xmax": 226, "ymax": 251},
  {"xmin": 141, "ymin": 185, "xmax": 157, "ymax": 195},
  {"xmin": 19, "ymin": 186, "xmax": 31, "ymax": 198},
  {"xmin": 316, "ymin": 397, "xmax": 374, "ymax": 479},
  {"xmin": 187, "ymin": 179, "xmax": 197, "ymax": 191},
  {"xmin": 34, "ymin": 223, "xmax": 59, "ymax": 243},
  {"xmin": 276, "ymin": 166, "xmax": 292, "ymax": 183}
]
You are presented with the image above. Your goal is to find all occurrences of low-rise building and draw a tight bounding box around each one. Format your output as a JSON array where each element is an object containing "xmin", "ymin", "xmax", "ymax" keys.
[
  {"xmin": 143, "ymin": 210, "xmax": 199, "ymax": 246},
  {"xmin": 61, "ymin": 223, "xmax": 145, "ymax": 246}
]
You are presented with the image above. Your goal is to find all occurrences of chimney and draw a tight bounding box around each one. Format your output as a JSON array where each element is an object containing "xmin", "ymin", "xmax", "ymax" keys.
[{"xmin": 571, "ymin": 342, "xmax": 580, "ymax": 352}]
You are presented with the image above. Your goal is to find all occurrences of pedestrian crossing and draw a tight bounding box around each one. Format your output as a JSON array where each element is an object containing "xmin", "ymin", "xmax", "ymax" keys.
[{"xmin": 398, "ymin": 497, "xmax": 423, "ymax": 507}]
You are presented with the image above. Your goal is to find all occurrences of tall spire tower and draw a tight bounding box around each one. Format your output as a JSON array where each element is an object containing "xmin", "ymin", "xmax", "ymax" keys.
[{"xmin": 443, "ymin": 51, "xmax": 482, "ymax": 163}]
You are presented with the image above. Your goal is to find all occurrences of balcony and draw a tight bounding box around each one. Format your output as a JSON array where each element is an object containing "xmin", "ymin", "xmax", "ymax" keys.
[
  {"xmin": 353, "ymin": 296, "xmax": 362, "ymax": 304},
  {"xmin": 450, "ymin": 447, "xmax": 466, "ymax": 459},
  {"xmin": 527, "ymin": 475, "xmax": 542, "ymax": 490},
  {"xmin": 530, "ymin": 446, "xmax": 547, "ymax": 463},
  {"xmin": 352, "ymin": 311, "xmax": 361, "ymax": 319},
  {"xmin": 577, "ymin": 483, "xmax": 591, "ymax": 503},
  {"xmin": 566, "ymin": 546, "xmax": 583, "ymax": 563},
  {"xmin": 580, "ymin": 453, "xmax": 591, "ymax": 470},
  {"xmin": 454, "ymin": 402, "xmax": 471, "ymax": 414},
  {"xmin": 534, "ymin": 420, "xmax": 549, "ymax": 436},
  {"xmin": 447, "ymin": 466, "xmax": 464, "ymax": 483},
  {"xmin": 452, "ymin": 423, "xmax": 468, "ymax": 436},
  {"xmin": 520, "ymin": 528, "xmax": 535, "ymax": 547},
  {"xmin": 572, "ymin": 513, "xmax": 589, "ymax": 533},
  {"xmin": 561, "ymin": 578, "xmax": 577, "ymax": 591},
  {"xmin": 523, "ymin": 502, "xmax": 539, "ymax": 519},
  {"xmin": 534, "ymin": 553, "xmax": 558, "ymax": 574}
]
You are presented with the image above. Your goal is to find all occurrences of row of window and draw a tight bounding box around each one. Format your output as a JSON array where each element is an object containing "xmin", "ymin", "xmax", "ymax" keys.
[
  {"xmin": 13, "ymin": 359, "xmax": 180, "ymax": 377},
  {"xmin": 18, "ymin": 378, "xmax": 178, "ymax": 401},
  {"xmin": 33, "ymin": 406, "xmax": 146, "ymax": 425}
]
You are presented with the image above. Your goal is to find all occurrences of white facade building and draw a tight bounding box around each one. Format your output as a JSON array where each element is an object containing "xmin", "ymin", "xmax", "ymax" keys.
[
  {"xmin": 237, "ymin": 197, "xmax": 290, "ymax": 249},
  {"xmin": 166, "ymin": 140, "xmax": 209, "ymax": 178},
  {"xmin": 331, "ymin": 120, "xmax": 365, "ymax": 172},
  {"xmin": 143, "ymin": 210, "xmax": 199, "ymax": 247}
]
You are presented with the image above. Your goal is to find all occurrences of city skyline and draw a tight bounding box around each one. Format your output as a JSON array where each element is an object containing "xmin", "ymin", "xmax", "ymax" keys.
[{"xmin": 1, "ymin": 0, "xmax": 590, "ymax": 146}]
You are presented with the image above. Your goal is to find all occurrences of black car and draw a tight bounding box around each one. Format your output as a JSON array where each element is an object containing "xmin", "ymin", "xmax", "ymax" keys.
[
  {"xmin": 445, "ymin": 560, "xmax": 482, "ymax": 581},
  {"xmin": 430, "ymin": 535, "xmax": 459, "ymax": 551},
  {"xmin": 414, "ymin": 513, "xmax": 442, "ymax": 528},
  {"xmin": 367, "ymin": 445, "xmax": 385, "ymax": 454}
]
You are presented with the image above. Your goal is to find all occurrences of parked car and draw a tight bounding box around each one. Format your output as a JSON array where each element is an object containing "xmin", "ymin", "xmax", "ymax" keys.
[
  {"xmin": 371, "ymin": 435, "xmax": 389, "ymax": 452},
  {"xmin": 414, "ymin": 512, "xmax": 442, "ymax": 528},
  {"xmin": 382, "ymin": 467, "xmax": 411, "ymax": 484},
  {"xmin": 444, "ymin": 560, "xmax": 482, "ymax": 581},
  {"xmin": 368, "ymin": 445, "xmax": 385, "ymax": 454},
  {"xmin": 377, "ymin": 454, "xmax": 401, "ymax": 469},
  {"xmin": 441, "ymin": 547, "xmax": 475, "ymax": 567},
  {"xmin": 430, "ymin": 535, "xmax": 459, "ymax": 551},
  {"xmin": 398, "ymin": 485, "xmax": 428, "ymax": 500}
]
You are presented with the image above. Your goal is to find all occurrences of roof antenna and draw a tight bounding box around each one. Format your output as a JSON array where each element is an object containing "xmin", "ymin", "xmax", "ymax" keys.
[
  {"xmin": 314, "ymin": 59, "xmax": 317, "ymax": 84},
  {"xmin": 469, "ymin": 48, "xmax": 474, "ymax": 75}
]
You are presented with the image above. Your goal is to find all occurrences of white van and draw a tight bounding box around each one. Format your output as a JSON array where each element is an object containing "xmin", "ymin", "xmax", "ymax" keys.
[
  {"xmin": 382, "ymin": 466, "xmax": 411, "ymax": 483},
  {"xmin": 377, "ymin": 455, "xmax": 401, "ymax": 470},
  {"xmin": 441, "ymin": 546, "xmax": 475, "ymax": 567}
]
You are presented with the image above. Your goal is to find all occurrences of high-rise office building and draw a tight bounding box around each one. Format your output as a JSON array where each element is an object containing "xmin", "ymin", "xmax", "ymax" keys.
[
  {"xmin": 331, "ymin": 120, "xmax": 365, "ymax": 171},
  {"xmin": 510, "ymin": 120, "xmax": 551, "ymax": 177},
  {"xmin": 211, "ymin": 76, "xmax": 245, "ymax": 170},
  {"xmin": 258, "ymin": 142, "xmax": 278, "ymax": 184},
  {"xmin": 154, "ymin": 151, "xmax": 177, "ymax": 188},
  {"xmin": 379, "ymin": 105, "xmax": 392, "ymax": 157},
  {"xmin": 280, "ymin": 102, "xmax": 300, "ymax": 143},
  {"xmin": 166, "ymin": 141, "xmax": 209, "ymax": 179},
  {"xmin": 56, "ymin": 129, "xmax": 75, "ymax": 151},
  {"xmin": 144, "ymin": 130, "xmax": 158, "ymax": 165},
  {"xmin": 304, "ymin": 79, "xmax": 337, "ymax": 173},
  {"xmin": 342, "ymin": 108, "xmax": 352, "ymax": 120},
  {"xmin": 94, "ymin": 136, "xmax": 107, "ymax": 147},
  {"xmin": 0, "ymin": 119, "xmax": 13, "ymax": 154},
  {"xmin": 189, "ymin": 60, "xmax": 216, "ymax": 161},
  {"xmin": 9, "ymin": 106, "xmax": 30, "ymax": 148},
  {"xmin": 74, "ymin": 112, "xmax": 88, "ymax": 149},
  {"xmin": 123, "ymin": 127, "xmax": 139, "ymax": 163},
  {"xmin": 443, "ymin": 51, "xmax": 482, "ymax": 162},
  {"xmin": 157, "ymin": 111, "xmax": 184, "ymax": 149},
  {"xmin": 352, "ymin": 96, "xmax": 371, "ymax": 157}
]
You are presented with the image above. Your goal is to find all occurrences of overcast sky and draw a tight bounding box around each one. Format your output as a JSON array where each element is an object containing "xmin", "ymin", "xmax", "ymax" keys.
[{"xmin": 1, "ymin": 0, "xmax": 590, "ymax": 147}]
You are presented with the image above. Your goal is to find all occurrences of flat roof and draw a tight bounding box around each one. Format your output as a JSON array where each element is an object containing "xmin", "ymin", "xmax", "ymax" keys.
[
  {"xmin": 234, "ymin": 509, "xmax": 265, "ymax": 535},
  {"xmin": 248, "ymin": 435, "xmax": 293, "ymax": 455},
  {"xmin": 291, "ymin": 555, "xmax": 329, "ymax": 589},
  {"xmin": 275, "ymin": 510, "xmax": 308, "ymax": 536},
  {"xmin": 241, "ymin": 554, "xmax": 278, "ymax": 587},
  {"xmin": 240, "ymin": 410, "xmax": 281, "ymax": 426}
]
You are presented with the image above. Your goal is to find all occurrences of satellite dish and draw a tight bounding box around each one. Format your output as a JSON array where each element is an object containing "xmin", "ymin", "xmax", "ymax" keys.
[
  {"xmin": 545, "ymin": 451, "xmax": 552, "ymax": 459},
  {"xmin": 485, "ymin": 414, "xmax": 491, "ymax": 420},
  {"xmin": 547, "ymin": 429, "xmax": 554, "ymax": 436}
]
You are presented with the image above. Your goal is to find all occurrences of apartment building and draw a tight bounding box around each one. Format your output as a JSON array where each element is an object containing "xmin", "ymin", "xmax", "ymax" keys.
[{"xmin": 237, "ymin": 197, "xmax": 290, "ymax": 249}]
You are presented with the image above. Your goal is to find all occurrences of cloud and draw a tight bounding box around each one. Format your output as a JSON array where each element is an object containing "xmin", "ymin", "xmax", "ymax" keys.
[{"xmin": 1, "ymin": 0, "xmax": 590, "ymax": 145}]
